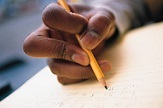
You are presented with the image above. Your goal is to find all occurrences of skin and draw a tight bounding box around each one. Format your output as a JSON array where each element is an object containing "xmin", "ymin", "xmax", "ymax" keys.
[
  {"xmin": 23, "ymin": 3, "xmax": 114, "ymax": 84},
  {"xmin": 23, "ymin": 0, "xmax": 162, "ymax": 84}
]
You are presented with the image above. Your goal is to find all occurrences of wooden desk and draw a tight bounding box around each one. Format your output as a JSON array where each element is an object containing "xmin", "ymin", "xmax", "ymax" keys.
[{"xmin": 0, "ymin": 22, "xmax": 163, "ymax": 108}]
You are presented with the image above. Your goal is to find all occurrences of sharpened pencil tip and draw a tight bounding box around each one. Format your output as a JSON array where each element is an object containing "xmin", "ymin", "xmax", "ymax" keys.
[{"xmin": 105, "ymin": 86, "xmax": 108, "ymax": 90}]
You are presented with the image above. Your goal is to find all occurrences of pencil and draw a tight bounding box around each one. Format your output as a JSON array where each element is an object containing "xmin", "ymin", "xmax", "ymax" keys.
[{"xmin": 58, "ymin": 0, "xmax": 108, "ymax": 89}]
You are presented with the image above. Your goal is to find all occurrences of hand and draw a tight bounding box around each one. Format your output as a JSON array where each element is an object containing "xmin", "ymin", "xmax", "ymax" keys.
[{"xmin": 23, "ymin": 2, "xmax": 115, "ymax": 84}]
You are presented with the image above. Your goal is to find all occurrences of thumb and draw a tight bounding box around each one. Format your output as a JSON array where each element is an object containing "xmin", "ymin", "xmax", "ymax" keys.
[{"xmin": 80, "ymin": 10, "xmax": 115, "ymax": 50}]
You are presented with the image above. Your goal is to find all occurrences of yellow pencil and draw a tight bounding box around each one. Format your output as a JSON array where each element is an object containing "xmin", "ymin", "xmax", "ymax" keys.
[{"xmin": 58, "ymin": 0, "xmax": 108, "ymax": 89}]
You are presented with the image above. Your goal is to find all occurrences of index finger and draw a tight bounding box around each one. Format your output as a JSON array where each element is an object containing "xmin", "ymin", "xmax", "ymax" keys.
[{"xmin": 42, "ymin": 3, "xmax": 88, "ymax": 34}]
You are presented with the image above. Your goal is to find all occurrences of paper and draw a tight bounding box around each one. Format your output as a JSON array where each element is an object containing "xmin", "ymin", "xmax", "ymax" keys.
[{"xmin": 1, "ymin": 22, "xmax": 163, "ymax": 108}]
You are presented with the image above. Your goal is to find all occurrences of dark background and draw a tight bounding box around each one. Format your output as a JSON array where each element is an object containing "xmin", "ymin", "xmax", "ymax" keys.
[{"xmin": 0, "ymin": 0, "xmax": 55, "ymax": 100}]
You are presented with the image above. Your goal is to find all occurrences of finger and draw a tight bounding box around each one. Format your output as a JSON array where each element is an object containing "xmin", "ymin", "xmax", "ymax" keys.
[
  {"xmin": 92, "ymin": 41, "xmax": 105, "ymax": 57},
  {"xmin": 80, "ymin": 9, "xmax": 115, "ymax": 50},
  {"xmin": 106, "ymin": 25, "xmax": 116, "ymax": 39},
  {"xmin": 23, "ymin": 28, "xmax": 89, "ymax": 66},
  {"xmin": 69, "ymin": 3, "xmax": 93, "ymax": 15},
  {"xmin": 42, "ymin": 3, "xmax": 88, "ymax": 34},
  {"xmin": 57, "ymin": 77, "xmax": 84, "ymax": 85},
  {"xmin": 48, "ymin": 58, "xmax": 112, "ymax": 79}
]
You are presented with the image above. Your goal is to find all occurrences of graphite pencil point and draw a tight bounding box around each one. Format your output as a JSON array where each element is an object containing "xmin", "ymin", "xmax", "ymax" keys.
[{"xmin": 105, "ymin": 86, "xmax": 108, "ymax": 90}]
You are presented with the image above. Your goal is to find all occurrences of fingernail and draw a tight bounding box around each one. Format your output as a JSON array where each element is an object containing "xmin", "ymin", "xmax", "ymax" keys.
[
  {"xmin": 72, "ymin": 53, "xmax": 89, "ymax": 66},
  {"xmin": 81, "ymin": 31, "xmax": 99, "ymax": 50}
]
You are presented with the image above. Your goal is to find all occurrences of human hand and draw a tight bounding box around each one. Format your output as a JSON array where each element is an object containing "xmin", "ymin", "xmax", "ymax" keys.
[{"xmin": 23, "ymin": 2, "xmax": 115, "ymax": 84}]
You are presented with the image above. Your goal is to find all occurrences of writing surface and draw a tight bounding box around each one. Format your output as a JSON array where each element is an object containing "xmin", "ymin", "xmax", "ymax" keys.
[{"xmin": 0, "ymin": 22, "xmax": 163, "ymax": 108}]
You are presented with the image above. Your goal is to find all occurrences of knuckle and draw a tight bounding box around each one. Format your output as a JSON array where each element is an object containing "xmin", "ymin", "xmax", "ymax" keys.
[
  {"xmin": 80, "ymin": 71, "xmax": 87, "ymax": 79},
  {"xmin": 53, "ymin": 42, "xmax": 67, "ymax": 59},
  {"xmin": 80, "ymin": 67, "xmax": 92, "ymax": 79},
  {"xmin": 42, "ymin": 3, "xmax": 87, "ymax": 34},
  {"xmin": 51, "ymin": 42, "xmax": 73, "ymax": 61},
  {"xmin": 56, "ymin": 42, "xmax": 67, "ymax": 59},
  {"xmin": 47, "ymin": 59, "xmax": 61, "ymax": 75},
  {"xmin": 97, "ymin": 8, "xmax": 115, "ymax": 26},
  {"xmin": 97, "ymin": 15, "xmax": 112, "ymax": 27},
  {"xmin": 42, "ymin": 3, "xmax": 53, "ymax": 23},
  {"xmin": 70, "ymin": 13, "xmax": 88, "ymax": 34},
  {"xmin": 42, "ymin": 3, "xmax": 60, "ymax": 28}
]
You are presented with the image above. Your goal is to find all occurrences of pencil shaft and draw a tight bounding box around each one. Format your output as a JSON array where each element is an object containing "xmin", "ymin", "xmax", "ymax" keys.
[
  {"xmin": 58, "ymin": 0, "xmax": 107, "ymax": 86},
  {"xmin": 76, "ymin": 35, "xmax": 104, "ymax": 79},
  {"xmin": 98, "ymin": 77, "xmax": 107, "ymax": 89}
]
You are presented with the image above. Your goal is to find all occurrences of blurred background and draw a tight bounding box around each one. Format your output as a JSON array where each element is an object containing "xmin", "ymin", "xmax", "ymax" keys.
[{"xmin": 0, "ymin": 0, "xmax": 55, "ymax": 100}]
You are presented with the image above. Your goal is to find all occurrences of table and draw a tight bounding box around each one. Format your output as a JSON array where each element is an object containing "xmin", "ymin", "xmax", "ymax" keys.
[{"xmin": 0, "ymin": 22, "xmax": 163, "ymax": 108}]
